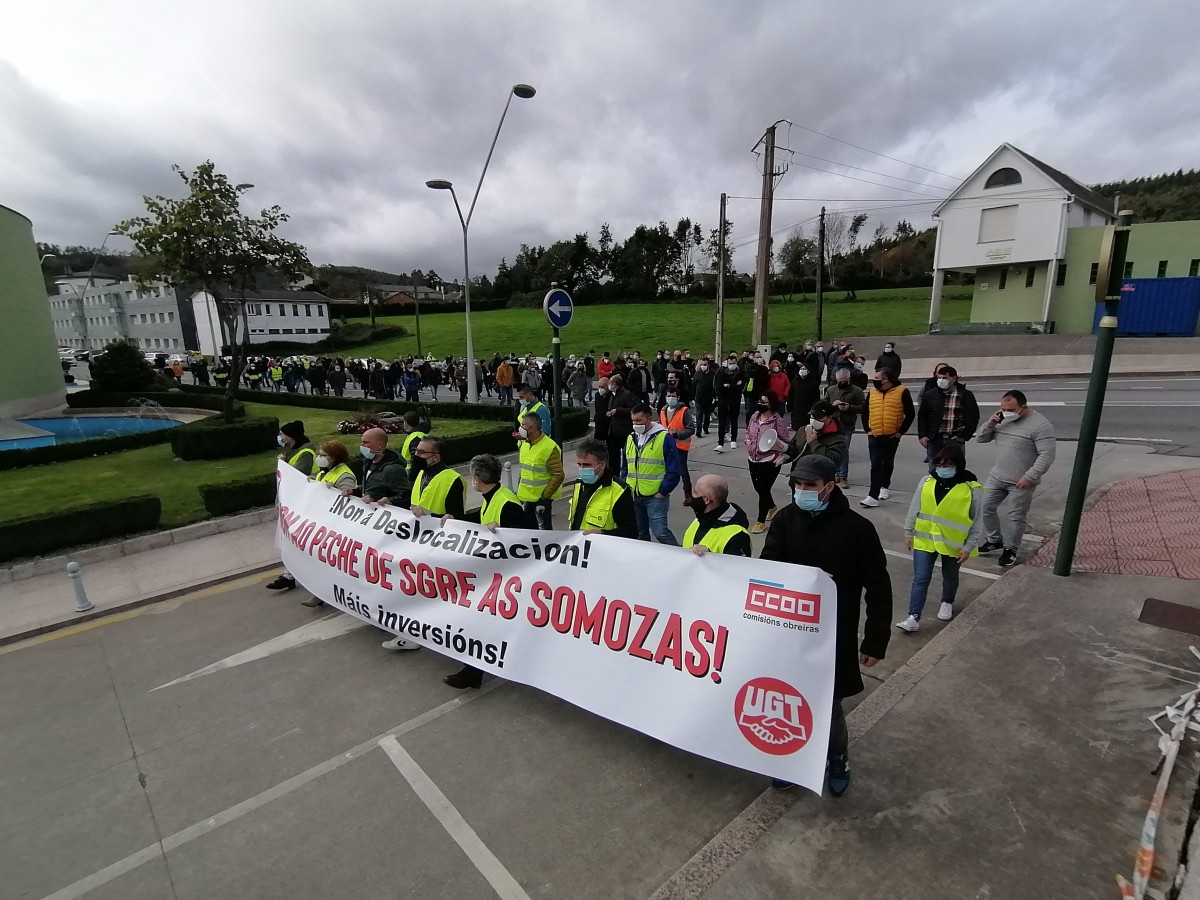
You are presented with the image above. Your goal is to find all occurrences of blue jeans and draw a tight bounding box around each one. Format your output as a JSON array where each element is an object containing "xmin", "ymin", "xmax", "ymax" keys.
[
  {"xmin": 837, "ymin": 428, "xmax": 853, "ymax": 480},
  {"xmin": 633, "ymin": 494, "xmax": 678, "ymax": 545},
  {"xmin": 909, "ymin": 549, "xmax": 960, "ymax": 618}
]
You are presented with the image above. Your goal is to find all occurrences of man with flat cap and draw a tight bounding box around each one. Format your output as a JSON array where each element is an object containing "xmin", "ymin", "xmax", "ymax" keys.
[{"xmin": 760, "ymin": 454, "xmax": 892, "ymax": 797}]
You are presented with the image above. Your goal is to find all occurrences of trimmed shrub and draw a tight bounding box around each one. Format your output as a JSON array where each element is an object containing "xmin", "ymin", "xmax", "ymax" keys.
[
  {"xmin": 88, "ymin": 342, "xmax": 158, "ymax": 392},
  {"xmin": 199, "ymin": 473, "xmax": 277, "ymax": 516},
  {"xmin": 0, "ymin": 427, "xmax": 177, "ymax": 472},
  {"xmin": 0, "ymin": 495, "xmax": 162, "ymax": 563},
  {"xmin": 175, "ymin": 385, "xmax": 515, "ymax": 422},
  {"xmin": 219, "ymin": 323, "xmax": 409, "ymax": 356},
  {"xmin": 170, "ymin": 416, "xmax": 280, "ymax": 461}
]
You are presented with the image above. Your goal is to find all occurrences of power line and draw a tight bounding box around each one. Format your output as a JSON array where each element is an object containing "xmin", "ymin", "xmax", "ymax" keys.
[
  {"xmin": 792, "ymin": 150, "xmax": 949, "ymax": 189},
  {"xmin": 791, "ymin": 122, "xmax": 963, "ymax": 182},
  {"xmin": 726, "ymin": 195, "xmax": 931, "ymax": 202},
  {"xmin": 791, "ymin": 161, "xmax": 949, "ymax": 198}
]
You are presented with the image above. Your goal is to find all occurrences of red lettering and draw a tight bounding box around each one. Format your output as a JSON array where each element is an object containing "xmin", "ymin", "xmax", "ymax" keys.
[
  {"xmin": 337, "ymin": 535, "xmax": 353, "ymax": 574},
  {"xmin": 572, "ymin": 593, "xmax": 606, "ymax": 644},
  {"xmin": 377, "ymin": 551, "xmax": 393, "ymax": 590},
  {"xmin": 307, "ymin": 526, "xmax": 327, "ymax": 555},
  {"xmin": 396, "ymin": 558, "xmax": 417, "ymax": 595},
  {"xmin": 550, "ymin": 586, "xmax": 575, "ymax": 634},
  {"xmin": 477, "ymin": 573, "xmax": 502, "ymax": 616},
  {"xmin": 347, "ymin": 540, "xmax": 362, "ymax": 578},
  {"xmin": 652, "ymin": 613, "xmax": 683, "ymax": 670},
  {"xmin": 602, "ymin": 600, "xmax": 631, "ymax": 650},
  {"xmin": 364, "ymin": 546, "xmax": 381, "ymax": 585},
  {"xmin": 527, "ymin": 581, "xmax": 551, "ymax": 627},
  {"xmin": 455, "ymin": 571, "xmax": 476, "ymax": 607},
  {"xmin": 501, "ymin": 577, "xmax": 521, "ymax": 619},
  {"xmin": 627, "ymin": 604, "xmax": 659, "ymax": 661},
  {"xmin": 685, "ymin": 619, "xmax": 714, "ymax": 677},
  {"xmin": 435, "ymin": 567, "xmax": 459, "ymax": 604},
  {"xmin": 415, "ymin": 563, "xmax": 436, "ymax": 598}
]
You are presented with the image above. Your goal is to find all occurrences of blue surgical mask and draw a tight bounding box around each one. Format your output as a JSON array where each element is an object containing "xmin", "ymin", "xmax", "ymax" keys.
[
  {"xmin": 935, "ymin": 466, "xmax": 957, "ymax": 479},
  {"xmin": 665, "ymin": 396, "xmax": 679, "ymax": 408},
  {"xmin": 276, "ymin": 436, "xmax": 285, "ymax": 447},
  {"xmin": 793, "ymin": 488, "xmax": 828, "ymax": 513},
  {"xmin": 359, "ymin": 444, "xmax": 374, "ymax": 459},
  {"xmin": 936, "ymin": 378, "xmax": 951, "ymax": 390},
  {"xmin": 577, "ymin": 467, "xmax": 598, "ymax": 484}
]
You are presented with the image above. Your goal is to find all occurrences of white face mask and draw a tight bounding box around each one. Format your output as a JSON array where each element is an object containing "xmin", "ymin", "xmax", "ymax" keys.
[
  {"xmin": 518, "ymin": 426, "xmax": 529, "ymax": 439},
  {"xmin": 632, "ymin": 423, "xmax": 647, "ymax": 435},
  {"xmin": 316, "ymin": 454, "xmax": 331, "ymax": 469},
  {"xmin": 1001, "ymin": 410, "xmax": 1021, "ymax": 421},
  {"xmin": 798, "ymin": 368, "xmax": 809, "ymax": 378},
  {"xmin": 810, "ymin": 417, "xmax": 825, "ymax": 430},
  {"xmin": 885, "ymin": 346, "xmax": 895, "ymax": 353}
]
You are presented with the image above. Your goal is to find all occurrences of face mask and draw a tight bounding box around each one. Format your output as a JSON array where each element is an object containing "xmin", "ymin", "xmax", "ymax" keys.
[
  {"xmin": 937, "ymin": 378, "xmax": 951, "ymax": 390},
  {"xmin": 798, "ymin": 368, "xmax": 808, "ymax": 378},
  {"xmin": 597, "ymin": 387, "xmax": 608, "ymax": 395},
  {"xmin": 666, "ymin": 397, "xmax": 679, "ymax": 408},
  {"xmin": 757, "ymin": 404, "xmax": 769, "ymax": 412},
  {"xmin": 632, "ymin": 423, "xmax": 647, "ymax": 435},
  {"xmin": 727, "ymin": 363, "xmax": 738, "ymax": 370},
  {"xmin": 854, "ymin": 362, "xmax": 864, "ymax": 371},
  {"xmin": 276, "ymin": 436, "xmax": 285, "ymax": 447},
  {"xmin": 771, "ymin": 366, "xmax": 781, "ymax": 373},
  {"xmin": 698, "ymin": 365, "xmax": 708, "ymax": 372},
  {"xmin": 885, "ymin": 346, "xmax": 894, "ymax": 353},
  {"xmin": 816, "ymin": 346, "xmax": 824, "ymax": 353},
  {"xmin": 687, "ymin": 497, "xmax": 708, "ymax": 514},
  {"xmin": 935, "ymin": 466, "xmax": 957, "ymax": 479},
  {"xmin": 316, "ymin": 455, "xmax": 331, "ymax": 469},
  {"xmin": 810, "ymin": 417, "xmax": 825, "ymax": 430},
  {"xmin": 1001, "ymin": 410, "xmax": 1021, "ymax": 421},
  {"xmin": 359, "ymin": 444, "xmax": 374, "ymax": 459},
  {"xmin": 872, "ymin": 380, "xmax": 885, "ymax": 390},
  {"xmin": 518, "ymin": 426, "xmax": 529, "ymax": 439},
  {"xmin": 787, "ymin": 355, "xmax": 794, "ymax": 362},
  {"xmin": 577, "ymin": 467, "xmax": 598, "ymax": 484},
  {"xmin": 794, "ymin": 488, "xmax": 829, "ymax": 513}
]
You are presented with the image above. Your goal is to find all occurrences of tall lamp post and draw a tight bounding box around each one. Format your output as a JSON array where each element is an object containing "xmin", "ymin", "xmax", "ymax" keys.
[{"xmin": 427, "ymin": 82, "xmax": 535, "ymax": 404}]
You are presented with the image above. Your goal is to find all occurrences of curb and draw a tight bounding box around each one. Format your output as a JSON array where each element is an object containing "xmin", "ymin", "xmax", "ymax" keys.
[
  {"xmin": 0, "ymin": 507, "xmax": 277, "ymax": 585},
  {"xmin": 0, "ymin": 561, "xmax": 281, "ymax": 647}
]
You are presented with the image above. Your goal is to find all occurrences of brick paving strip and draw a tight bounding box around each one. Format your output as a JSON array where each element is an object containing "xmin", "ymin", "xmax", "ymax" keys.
[{"xmin": 1027, "ymin": 469, "xmax": 1200, "ymax": 579}]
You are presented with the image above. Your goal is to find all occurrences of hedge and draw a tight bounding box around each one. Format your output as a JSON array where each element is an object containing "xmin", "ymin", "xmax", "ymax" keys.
[
  {"xmin": 0, "ymin": 495, "xmax": 162, "ymax": 563},
  {"xmin": 170, "ymin": 416, "xmax": 280, "ymax": 461},
  {"xmin": 66, "ymin": 390, "xmax": 247, "ymax": 419},
  {"xmin": 199, "ymin": 473, "xmax": 277, "ymax": 516},
  {"xmin": 0, "ymin": 427, "xmax": 176, "ymax": 472},
  {"xmin": 176, "ymin": 384, "xmax": 516, "ymax": 422}
]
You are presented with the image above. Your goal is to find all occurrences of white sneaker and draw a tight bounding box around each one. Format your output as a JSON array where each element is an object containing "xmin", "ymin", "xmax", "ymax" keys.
[
  {"xmin": 896, "ymin": 615, "xmax": 920, "ymax": 633},
  {"xmin": 937, "ymin": 602, "xmax": 954, "ymax": 621},
  {"xmin": 879, "ymin": 488, "xmax": 891, "ymax": 500},
  {"xmin": 859, "ymin": 496, "xmax": 880, "ymax": 508},
  {"xmin": 381, "ymin": 637, "xmax": 420, "ymax": 651},
  {"xmin": 713, "ymin": 444, "xmax": 725, "ymax": 453},
  {"xmin": 729, "ymin": 441, "xmax": 738, "ymax": 448}
]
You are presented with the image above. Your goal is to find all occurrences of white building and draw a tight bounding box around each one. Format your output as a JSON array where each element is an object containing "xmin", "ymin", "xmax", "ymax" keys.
[
  {"xmin": 49, "ymin": 275, "xmax": 190, "ymax": 352},
  {"xmin": 190, "ymin": 289, "xmax": 336, "ymax": 356},
  {"xmin": 929, "ymin": 143, "xmax": 1115, "ymax": 329}
]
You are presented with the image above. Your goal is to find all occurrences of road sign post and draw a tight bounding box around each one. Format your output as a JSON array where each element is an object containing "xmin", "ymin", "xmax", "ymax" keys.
[
  {"xmin": 543, "ymin": 287, "xmax": 575, "ymax": 447},
  {"xmin": 1054, "ymin": 210, "xmax": 1133, "ymax": 576}
]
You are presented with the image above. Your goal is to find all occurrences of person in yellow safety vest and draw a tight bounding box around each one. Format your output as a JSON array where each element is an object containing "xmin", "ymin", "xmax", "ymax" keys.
[
  {"xmin": 659, "ymin": 386, "xmax": 695, "ymax": 502},
  {"xmin": 515, "ymin": 383, "xmax": 551, "ymax": 436},
  {"xmin": 382, "ymin": 436, "xmax": 467, "ymax": 653},
  {"xmin": 266, "ymin": 421, "xmax": 318, "ymax": 593},
  {"xmin": 398, "ymin": 410, "xmax": 429, "ymax": 480},
  {"xmin": 623, "ymin": 403, "xmax": 683, "ymax": 545},
  {"xmin": 516, "ymin": 412, "xmax": 563, "ymax": 529},
  {"xmin": 683, "ymin": 474, "xmax": 751, "ymax": 557},
  {"xmin": 438, "ymin": 453, "xmax": 534, "ymax": 690},
  {"xmin": 896, "ymin": 444, "xmax": 984, "ymax": 633},
  {"xmin": 300, "ymin": 440, "xmax": 360, "ymax": 609},
  {"xmin": 269, "ymin": 363, "xmax": 284, "ymax": 391},
  {"xmin": 859, "ymin": 367, "xmax": 915, "ymax": 509},
  {"xmin": 568, "ymin": 439, "xmax": 637, "ymax": 537}
]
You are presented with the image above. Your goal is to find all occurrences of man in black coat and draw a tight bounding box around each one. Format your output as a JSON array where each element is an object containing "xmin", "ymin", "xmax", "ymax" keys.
[
  {"xmin": 916, "ymin": 365, "xmax": 980, "ymax": 472},
  {"xmin": 761, "ymin": 455, "xmax": 892, "ymax": 796}
]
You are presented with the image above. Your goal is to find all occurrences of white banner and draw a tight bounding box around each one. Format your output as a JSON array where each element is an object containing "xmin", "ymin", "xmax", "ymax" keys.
[{"xmin": 276, "ymin": 463, "xmax": 838, "ymax": 792}]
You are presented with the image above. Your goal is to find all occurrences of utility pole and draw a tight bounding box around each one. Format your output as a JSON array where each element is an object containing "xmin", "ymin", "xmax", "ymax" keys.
[
  {"xmin": 1054, "ymin": 209, "xmax": 1134, "ymax": 577},
  {"xmin": 751, "ymin": 126, "xmax": 776, "ymax": 347},
  {"xmin": 715, "ymin": 192, "xmax": 727, "ymax": 360},
  {"xmin": 816, "ymin": 207, "xmax": 826, "ymax": 341}
]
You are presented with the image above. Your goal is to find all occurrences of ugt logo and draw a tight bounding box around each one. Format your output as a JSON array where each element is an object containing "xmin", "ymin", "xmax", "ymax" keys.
[
  {"xmin": 744, "ymin": 580, "xmax": 820, "ymax": 624},
  {"xmin": 734, "ymin": 677, "xmax": 813, "ymax": 755}
]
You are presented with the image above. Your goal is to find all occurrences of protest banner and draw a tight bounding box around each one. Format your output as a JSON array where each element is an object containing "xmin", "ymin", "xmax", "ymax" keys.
[{"xmin": 276, "ymin": 463, "xmax": 838, "ymax": 792}]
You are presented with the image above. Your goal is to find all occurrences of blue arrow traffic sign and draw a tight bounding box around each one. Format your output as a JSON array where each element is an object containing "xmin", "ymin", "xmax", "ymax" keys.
[{"xmin": 543, "ymin": 288, "xmax": 574, "ymax": 329}]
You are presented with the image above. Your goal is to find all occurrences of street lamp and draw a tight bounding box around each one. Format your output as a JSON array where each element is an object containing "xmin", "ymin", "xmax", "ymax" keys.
[{"xmin": 427, "ymin": 82, "xmax": 536, "ymax": 404}]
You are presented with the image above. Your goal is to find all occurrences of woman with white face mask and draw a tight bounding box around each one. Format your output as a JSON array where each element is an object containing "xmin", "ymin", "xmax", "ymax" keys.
[{"xmin": 299, "ymin": 441, "xmax": 359, "ymax": 608}]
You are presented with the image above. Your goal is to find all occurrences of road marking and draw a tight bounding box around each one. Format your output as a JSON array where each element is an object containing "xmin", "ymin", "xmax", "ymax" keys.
[
  {"xmin": 150, "ymin": 613, "xmax": 369, "ymax": 691},
  {"xmin": 1095, "ymin": 436, "xmax": 1175, "ymax": 444},
  {"xmin": 38, "ymin": 682, "xmax": 504, "ymax": 900},
  {"xmin": 380, "ymin": 736, "xmax": 532, "ymax": 900},
  {"xmin": 883, "ymin": 548, "xmax": 1002, "ymax": 580}
]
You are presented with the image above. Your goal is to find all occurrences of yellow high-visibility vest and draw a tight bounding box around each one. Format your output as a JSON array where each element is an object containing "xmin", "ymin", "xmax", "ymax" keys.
[
  {"xmin": 568, "ymin": 481, "xmax": 626, "ymax": 532},
  {"xmin": 682, "ymin": 520, "xmax": 747, "ymax": 553},
  {"xmin": 481, "ymin": 485, "xmax": 522, "ymax": 525},
  {"xmin": 316, "ymin": 462, "xmax": 356, "ymax": 489},
  {"xmin": 913, "ymin": 477, "xmax": 981, "ymax": 557},
  {"xmin": 626, "ymin": 430, "xmax": 668, "ymax": 497},
  {"xmin": 288, "ymin": 445, "xmax": 317, "ymax": 476},
  {"xmin": 413, "ymin": 468, "xmax": 465, "ymax": 515},
  {"xmin": 517, "ymin": 435, "xmax": 562, "ymax": 502},
  {"xmin": 401, "ymin": 431, "xmax": 426, "ymax": 465}
]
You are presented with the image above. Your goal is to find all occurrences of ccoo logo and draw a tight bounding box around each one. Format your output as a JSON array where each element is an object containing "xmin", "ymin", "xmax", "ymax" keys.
[{"xmin": 734, "ymin": 677, "xmax": 813, "ymax": 755}]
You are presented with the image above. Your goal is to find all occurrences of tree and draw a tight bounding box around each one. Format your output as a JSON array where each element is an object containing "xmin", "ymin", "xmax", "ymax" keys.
[
  {"xmin": 778, "ymin": 227, "xmax": 817, "ymax": 298},
  {"xmin": 116, "ymin": 161, "xmax": 311, "ymax": 420},
  {"xmin": 613, "ymin": 222, "xmax": 676, "ymax": 300},
  {"xmin": 89, "ymin": 341, "xmax": 159, "ymax": 392}
]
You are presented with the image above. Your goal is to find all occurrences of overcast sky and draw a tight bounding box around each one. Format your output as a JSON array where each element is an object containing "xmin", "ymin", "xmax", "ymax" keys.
[{"xmin": 2, "ymin": 0, "xmax": 1197, "ymax": 281}]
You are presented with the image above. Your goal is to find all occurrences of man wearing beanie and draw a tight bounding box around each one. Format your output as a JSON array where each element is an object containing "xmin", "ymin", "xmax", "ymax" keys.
[
  {"xmin": 267, "ymin": 421, "xmax": 317, "ymax": 591},
  {"xmin": 760, "ymin": 454, "xmax": 892, "ymax": 797}
]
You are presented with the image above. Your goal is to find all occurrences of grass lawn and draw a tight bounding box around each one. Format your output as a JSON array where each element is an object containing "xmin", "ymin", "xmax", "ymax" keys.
[
  {"xmin": 0, "ymin": 403, "xmax": 489, "ymax": 529},
  {"xmin": 348, "ymin": 289, "xmax": 973, "ymax": 360}
]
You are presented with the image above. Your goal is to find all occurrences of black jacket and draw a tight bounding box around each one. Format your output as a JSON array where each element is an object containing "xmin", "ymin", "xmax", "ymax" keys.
[
  {"xmin": 713, "ymin": 367, "xmax": 745, "ymax": 404},
  {"xmin": 688, "ymin": 502, "xmax": 752, "ymax": 556},
  {"xmin": 876, "ymin": 350, "xmax": 903, "ymax": 378},
  {"xmin": 607, "ymin": 388, "xmax": 638, "ymax": 438},
  {"xmin": 593, "ymin": 389, "xmax": 612, "ymax": 441},
  {"xmin": 788, "ymin": 371, "xmax": 822, "ymax": 430},
  {"xmin": 761, "ymin": 489, "xmax": 892, "ymax": 698},
  {"xmin": 917, "ymin": 383, "xmax": 981, "ymax": 442},
  {"xmin": 359, "ymin": 449, "xmax": 412, "ymax": 508}
]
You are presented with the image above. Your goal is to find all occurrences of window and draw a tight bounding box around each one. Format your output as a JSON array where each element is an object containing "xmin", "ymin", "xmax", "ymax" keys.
[
  {"xmin": 173, "ymin": 338, "xmax": 180, "ymax": 348},
  {"xmin": 998, "ymin": 269, "xmax": 1008, "ymax": 290},
  {"xmin": 268, "ymin": 328, "xmax": 280, "ymax": 334},
  {"xmin": 1055, "ymin": 264, "xmax": 1067, "ymax": 286},
  {"xmin": 984, "ymin": 167, "xmax": 1022, "ymax": 189},
  {"xmin": 1089, "ymin": 263, "xmax": 1099, "ymax": 285},
  {"xmin": 1158, "ymin": 260, "xmax": 1169, "ymax": 278},
  {"xmin": 304, "ymin": 304, "xmax": 312, "ymax": 317},
  {"xmin": 168, "ymin": 311, "xmax": 175, "ymax": 323},
  {"xmin": 1190, "ymin": 259, "xmax": 1200, "ymax": 277},
  {"xmin": 1123, "ymin": 262, "xmax": 1133, "ymax": 278},
  {"xmin": 140, "ymin": 313, "xmax": 148, "ymax": 324},
  {"xmin": 1024, "ymin": 268, "xmax": 1035, "ymax": 289},
  {"xmin": 279, "ymin": 304, "xmax": 286, "ymax": 316},
  {"xmin": 282, "ymin": 328, "xmax": 294, "ymax": 334},
  {"xmin": 293, "ymin": 304, "xmax": 300, "ymax": 317},
  {"xmin": 978, "ymin": 205, "xmax": 1017, "ymax": 243}
]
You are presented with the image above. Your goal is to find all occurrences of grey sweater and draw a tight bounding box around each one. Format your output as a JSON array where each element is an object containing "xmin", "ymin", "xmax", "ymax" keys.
[{"xmin": 975, "ymin": 410, "xmax": 1057, "ymax": 485}]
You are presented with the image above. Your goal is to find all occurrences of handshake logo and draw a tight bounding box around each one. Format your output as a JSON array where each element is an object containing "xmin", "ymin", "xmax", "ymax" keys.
[{"xmin": 734, "ymin": 677, "xmax": 813, "ymax": 755}]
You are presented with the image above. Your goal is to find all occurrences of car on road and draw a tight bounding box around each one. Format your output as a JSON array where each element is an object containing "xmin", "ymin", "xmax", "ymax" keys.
[{"xmin": 58, "ymin": 347, "xmax": 90, "ymax": 363}]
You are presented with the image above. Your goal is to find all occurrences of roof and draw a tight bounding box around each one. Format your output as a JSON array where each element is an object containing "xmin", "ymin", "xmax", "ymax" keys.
[
  {"xmin": 934, "ymin": 143, "xmax": 1113, "ymax": 218},
  {"xmin": 237, "ymin": 289, "xmax": 333, "ymax": 302}
]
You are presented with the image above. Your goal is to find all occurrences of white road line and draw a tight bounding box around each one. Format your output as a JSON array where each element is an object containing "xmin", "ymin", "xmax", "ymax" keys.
[
  {"xmin": 1096, "ymin": 436, "xmax": 1175, "ymax": 444},
  {"xmin": 380, "ymin": 736, "xmax": 532, "ymax": 900},
  {"xmin": 883, "ymin": 548, "xmax": 1002, "ymax": 580},
  {"xmin": 39, "ymin": 683, "xmax": 504, "ymax": 900}
]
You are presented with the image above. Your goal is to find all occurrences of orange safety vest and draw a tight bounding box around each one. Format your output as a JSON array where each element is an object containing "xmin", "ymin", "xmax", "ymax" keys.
[
  {"xmin": 660, "ymin": 406, "xmax": 691, "ymax": 451},
  {"xmin": 868, "ymin": 385, "xmax": 908, "ymax": 436}
]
